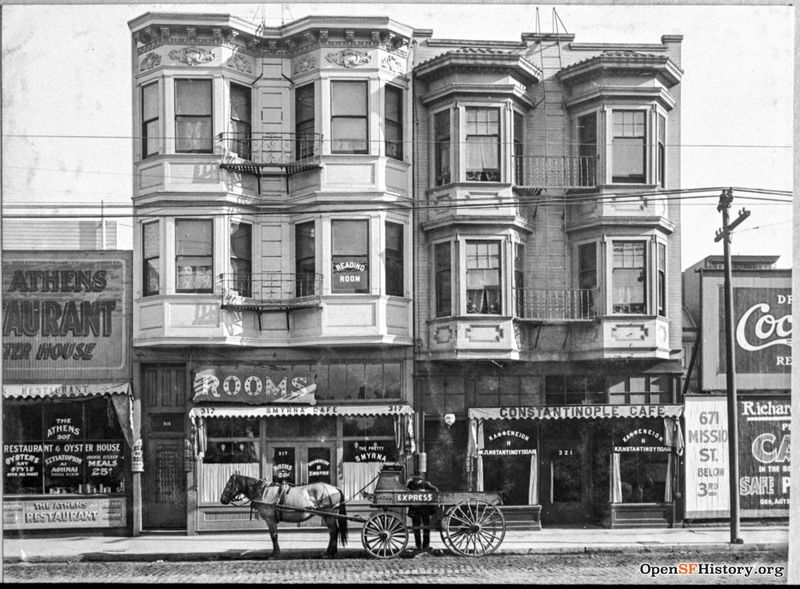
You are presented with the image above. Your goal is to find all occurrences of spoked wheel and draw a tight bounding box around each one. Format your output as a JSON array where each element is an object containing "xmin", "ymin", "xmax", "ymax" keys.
[
  {"xmin": 441, "ymin": 499, "xmax": 506, "ymax": 557},
  {"xmin": 361, "ymin": 511, "xmax": 409, "ymax": 559}
]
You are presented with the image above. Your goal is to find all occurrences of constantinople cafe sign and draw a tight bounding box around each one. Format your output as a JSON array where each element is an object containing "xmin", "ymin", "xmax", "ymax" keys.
[{"xmin": 1, "ymin": 253, "xmax": 129, "ymax": 378}]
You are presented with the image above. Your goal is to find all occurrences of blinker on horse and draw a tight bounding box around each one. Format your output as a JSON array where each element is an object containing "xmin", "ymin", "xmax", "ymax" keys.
[{"xmin": 220, "ymin": 472, "xmax": 348, "ymax": 559}]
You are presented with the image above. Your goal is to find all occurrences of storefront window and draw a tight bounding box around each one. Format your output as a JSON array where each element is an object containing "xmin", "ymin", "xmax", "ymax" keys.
[
  {"xmin": 544, "ymin": 375, "xmax": 605, "ymax": 405},
  {"xmin": 619, "ymin": 453, "xmax": 668, "ymax": 503},
  {"xmin": 613, "ymin": 418, "xmax": 671, "ymax": 504},
  {"xmin": 480, "ymin": 419, "xmax": 537, "ymax": 506},
  {"xmin": 3, "ymin": 398, "xmax": 126, "ymax": 496},
  {"xmin": 342, "ymin": 416, "xmax": 396, "ymax": 502},
  {"xmin": 201, "ymin": 417, "xmax": 260, "ymax": 505}
]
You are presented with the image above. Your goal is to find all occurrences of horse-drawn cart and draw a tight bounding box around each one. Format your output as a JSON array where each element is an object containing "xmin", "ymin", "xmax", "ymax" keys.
[
  {"xmin": 360, "ymin": 463, "xmax": 506, "ymax": 559},
  {"xmin": 220, "ymin": 462, "xmax": 506, "ymax": 560}
]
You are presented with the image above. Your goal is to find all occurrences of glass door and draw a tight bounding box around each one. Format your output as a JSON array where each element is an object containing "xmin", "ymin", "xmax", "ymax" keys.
[
  {"xmin": 267, "ymin": 443, "xmax": 335, "ymax": 485},
  {"xmin": 539, "ymin": 434, "xmax": 589, "ymax": 526}
]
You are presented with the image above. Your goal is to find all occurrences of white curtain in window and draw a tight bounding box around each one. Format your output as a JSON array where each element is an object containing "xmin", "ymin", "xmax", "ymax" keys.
[
  {"xmin": 610, "ymin": 452, "xmax": 623, "ymax": 503},
  {"xmin": 528, "ymin": 450, "xmax": 539, "ymax": 505},
  {"xmin": 200, "ymin": 462, "xmax": 259, "ymax": 505},
  {"xmin": 343, "ymin": 462, "xmax": 383, "ymax": 503}
]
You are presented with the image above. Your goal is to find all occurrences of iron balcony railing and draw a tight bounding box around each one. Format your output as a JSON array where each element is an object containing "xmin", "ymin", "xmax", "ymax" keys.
[
  {"xmin": 515, "ymin": 288, "xmax": 597, "ymax": 321},
  {"xmin": 218, "ymin": 272, "xmax": 323, "ymax": 310},
  {"xmin": 513, "ymin": 155, "xmax": 596, "ymax": 190},
  {"xmin": 217, "ymin": 132, "xmax": 323, "ymax": 174}
]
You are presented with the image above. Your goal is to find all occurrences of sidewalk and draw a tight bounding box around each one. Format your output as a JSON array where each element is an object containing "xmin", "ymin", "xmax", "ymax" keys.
[{"xmin": 3, "ymin": 525, "xmax": 788, "ymax": 563}]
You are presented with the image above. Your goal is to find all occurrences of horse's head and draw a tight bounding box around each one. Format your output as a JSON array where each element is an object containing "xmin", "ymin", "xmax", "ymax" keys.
[{"xmin": 220, "ymin": 472, "xmax": 244, "ymax": 505}]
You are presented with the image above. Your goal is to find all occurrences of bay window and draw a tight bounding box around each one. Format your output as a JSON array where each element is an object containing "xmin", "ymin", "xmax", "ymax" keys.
[
  {"xmin": 577, "ymin": 242, "xmax": 597, "ymax": 317},
  {"xmin": 385, "ymin": 85, "xmax": 403, "ymax": 160},
  {"xmin": 142, "ymin": 221, "xmax": 159, "ymax": 297},
  {"xmin": 657, "ymin": 113, "xmax": 666, "ymax": 188},
  {"xmin": 434, "ymin": 242, "xmax": 451, "ymax": 317},
  {"xmin": 465, "ymin": 107, "xmax": 500, "ymax": 182},
  {"xmin": 230, "ymin": 83, "xmax": 252, "ymax": 160},
  {"xmin": 657, "ymin": 242, "xmax": 666, "ymax": 317},
  {"xmin": 612, "ymin": 110, "xmax": 646, "ymax": 183},
  {"xmin": 466, "ymin": 241, "xmax": 501, "ymax": 314},
  {"xmin": 385, "ymin": 222, "xmax": 404, "ymax": 297},
  {"xmin": 175, "ymin": 219, "xmax": 213, "ymax": 293},
  {"xmin": 141, "ymin": 82, "xmax": 159, "ymax": 158},
  {"xmin": 175, "ymin": 79, "xmax": 212, "ymax": 153},
  {"xmin": 577, "ymin": 112, "xmax": 597, "ymax": 186},
  {"xmin": 295, "ymin": 221, "xmax": 316, "ymax": 297},
  {"xmin": 514, "ymin": 243, "xmax": 525, "ymax": 317},
  {"xmin": 295, "ymin": 84, "xmax": 315, "ymax": 160},
  {"xmin": 612, "ymin": 241, "xmax": 646, "ymax": 314},
  {"xmin": 331, "ymin": 220, "xmax": 369, "ymax": 293},
  {"xmin": 230, "ymin": 222, "xmax": 252, "ymax": 297},
  {"xmin": 331, "ymin": 81, "xmax": 368, "ymax": 154}
]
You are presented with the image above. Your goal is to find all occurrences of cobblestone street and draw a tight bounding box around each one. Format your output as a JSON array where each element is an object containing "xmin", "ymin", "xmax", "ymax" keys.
[{"xmin": 4, "ymin": 549, "xmax": 788, "ymax": 584}]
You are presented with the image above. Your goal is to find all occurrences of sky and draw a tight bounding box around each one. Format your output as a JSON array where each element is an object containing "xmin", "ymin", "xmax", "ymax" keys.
[{"xmin": 1, "ymin": 1, "xmax": 794, "ymax": 269}]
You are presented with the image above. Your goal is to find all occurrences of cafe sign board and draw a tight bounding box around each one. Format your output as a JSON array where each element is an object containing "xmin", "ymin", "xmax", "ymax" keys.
[
  {"xmin": 3, "ymin": 497, "xmax": 127, "ymax": 530},
  {"xmin": 1, "ymin": 251, "xmax": 131, "ymax": 380}
]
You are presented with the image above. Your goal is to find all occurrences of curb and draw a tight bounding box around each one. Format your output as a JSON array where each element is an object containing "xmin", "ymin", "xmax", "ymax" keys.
[{"xmin": 4, "ymin": 542, "xmax": 788, "ymax": 564}]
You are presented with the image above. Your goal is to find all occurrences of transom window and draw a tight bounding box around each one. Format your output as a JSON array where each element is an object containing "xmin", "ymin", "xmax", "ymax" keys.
[
  {"xmin": 465, "ymin": 107, "xmax": 500, "ymax": 182},
  {"xmin": 545, "ymin": 375, "xmax": 606, "ymax": 405},
  {"xmin": 466, "ymin": 241, "xmax": 501, "ymax": 314},
  {"xmin": 175, "ymin": 79, "xmax": 212, "ymax": 153},
  {"xmin": 331, "ymin": 81, "xmax": 368, "ymax": 154}
]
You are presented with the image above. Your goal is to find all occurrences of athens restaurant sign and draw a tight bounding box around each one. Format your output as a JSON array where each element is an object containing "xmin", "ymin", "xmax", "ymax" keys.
[{"xmin": 1, "ymin": 256, "xmax": 128, "ymax": 375}]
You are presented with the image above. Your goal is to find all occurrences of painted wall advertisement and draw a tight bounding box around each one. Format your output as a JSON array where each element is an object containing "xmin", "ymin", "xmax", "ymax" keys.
[
  {"xmin": 684, "ymin": 395, "xmax": 790, "ymax": 519},
  {"xmin": 1, "ymin": 252, "xmax": 130, "ymax": 379},
  {"xmin": 718, "ymin": 287, "xmax": 791, "ymax": 374}
]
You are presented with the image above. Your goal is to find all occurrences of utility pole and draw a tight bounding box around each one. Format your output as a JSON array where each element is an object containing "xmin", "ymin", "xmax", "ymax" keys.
[{"xmin": 714, "ymin": 187, "xmax": 749, "ymax": 545}]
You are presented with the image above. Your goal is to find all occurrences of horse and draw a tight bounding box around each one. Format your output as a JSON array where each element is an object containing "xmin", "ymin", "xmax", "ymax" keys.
[{"xmin": 220, "ymin": 472, "xmax": 348, "ymax": 559}]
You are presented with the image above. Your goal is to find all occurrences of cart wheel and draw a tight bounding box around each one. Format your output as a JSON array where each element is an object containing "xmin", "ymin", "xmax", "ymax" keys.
[
  {"xmin": 441, "ymin": 499, "xmax": 505, "ymax": 557},
  {"xmin": 361, "ymin": 512, "xmax": 409, "ymax": 559}
]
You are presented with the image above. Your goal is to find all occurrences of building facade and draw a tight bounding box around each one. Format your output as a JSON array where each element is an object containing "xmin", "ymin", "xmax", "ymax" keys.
[
  {"xmin": 128, "ymin": 13, "xmax": 417, "ymax": 533},
  {"xmin": 2, "ymin": 250, "xmax": 136, "ymax": 534},
  {"xmin": 682, "ymin": 255, "xmax": 791, "ymax": 521},
  {"xmin": 412, "ymin": 30, "xmax": 685, "ymax": 528},
  {"xmin": 127, "ymin": 11, "xmax": 685, "ymax": 533}
]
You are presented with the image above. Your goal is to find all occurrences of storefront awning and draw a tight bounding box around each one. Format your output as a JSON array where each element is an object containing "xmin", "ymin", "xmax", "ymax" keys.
[
  {"xmin": 3, "ymin": 382, "xmax": 131, "ymax": 400},
  {"xmin": 469, "ymin": 404, "xmax": 684, "ymax": 421},
  {"xmin": 189, "ymin": 403, "xmax": 414, "ymax": 422}
]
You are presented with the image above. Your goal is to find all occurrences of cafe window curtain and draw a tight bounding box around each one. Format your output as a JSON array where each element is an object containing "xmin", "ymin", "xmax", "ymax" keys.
[
  {"xmin": 110, "ymin": 392, "xmax": 137, "ymax": 449},
  {"xmin": 528, "ymin": 450, "xmax": 538, "ymax": 505}
]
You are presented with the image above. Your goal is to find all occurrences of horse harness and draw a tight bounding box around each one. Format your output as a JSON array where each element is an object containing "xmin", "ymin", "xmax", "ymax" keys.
[{"xmin": 249, "ymin": 480, "xmax": 295, "ymax": 522}]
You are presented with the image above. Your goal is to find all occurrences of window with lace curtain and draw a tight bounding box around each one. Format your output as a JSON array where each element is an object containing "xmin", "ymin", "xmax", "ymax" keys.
[
  {"xmin": 175, "ymin": 79, "xmax": 212, "ymax": 153},
  {"xmin": 175, "ymin": 219, "xmax": 213, "ymax": 293},
  {"xmin": 466, "ymin": 241, "xmax": 501, "ymax": 315}
]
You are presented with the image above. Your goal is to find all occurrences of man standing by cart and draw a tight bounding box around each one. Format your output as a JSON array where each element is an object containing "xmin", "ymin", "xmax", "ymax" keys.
[{"xmin": 406, "ymin": 471, "xmax": 439, "ymax": 552}]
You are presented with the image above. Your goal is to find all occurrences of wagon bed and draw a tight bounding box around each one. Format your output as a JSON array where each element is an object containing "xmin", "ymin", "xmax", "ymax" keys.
[{"xmin": 360, "ymin": 464, "xmax": 506, "ymax": 559}]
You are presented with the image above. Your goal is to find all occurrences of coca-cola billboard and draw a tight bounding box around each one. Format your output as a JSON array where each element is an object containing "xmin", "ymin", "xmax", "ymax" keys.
[{"xmin": 719, "ymin": 287, "xmax": 791, "ymax": 374}]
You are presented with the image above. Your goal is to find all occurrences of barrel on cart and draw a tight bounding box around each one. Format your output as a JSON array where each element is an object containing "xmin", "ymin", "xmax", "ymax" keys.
[{"xmin": 359, "ymin": 463, "xmax": 506, "ymax": 559}]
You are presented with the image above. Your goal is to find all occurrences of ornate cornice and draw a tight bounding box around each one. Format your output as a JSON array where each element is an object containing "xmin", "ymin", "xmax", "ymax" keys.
[
  {"xmin": 325, "ymin": 48, "xmax": 371, "ymax": 68},
  {"xmin": 225, "ymin": 51, "xmax": 253, "ymax": 73},
  {"xmin": 169, "ymin": 46, "xmax": 215, "ymax": 66},
  {"xmin": 139, "ymin": 51, "xmax": 161, "ymax": 72}
]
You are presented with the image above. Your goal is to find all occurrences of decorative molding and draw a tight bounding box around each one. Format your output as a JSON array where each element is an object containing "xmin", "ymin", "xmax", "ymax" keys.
[
  {"xmin": 381, "ymin": 54, "xmax": 404, "ymax": 75},
  {"xmin": 326, "ymin": 48, "xmax": 371, "ymax": 68},
  {"xmin": 139, "ymin": 52, "xmax": 161, "ymax": 72},
  {"xmin": 292, "ymin": 54, "xmax": 318, "ymax": 75},
  {"xmin": 226, "ymin": 52, "xmax": 253, "ymax": 74},
  {"xmin": 169, "ymin": 46, "xmax": 215, "ymax": 66}
]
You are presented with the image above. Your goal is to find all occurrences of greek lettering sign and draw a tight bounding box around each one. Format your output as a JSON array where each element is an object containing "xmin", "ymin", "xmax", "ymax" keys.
[
  {"xmin": 719, "ymin": 288, "xmax": 791, "ymax": 374},
  {"xmin": 480, "ymin": 422, "xmax": 537, "ymax": 456},
  {"xmin": 738, "ymin": 396, "xmax": 791, "ymax": 515},
  {"xmin": 470, "ymin": 405, "xmax": 684, "ymax": 421},
  {"xmin": 613, "ymin": 422, "xmax": 669, "ymax": 453},
  {"xmin": 3, "ymin": 497, "xmax": 127, "ymax": 530},
  {"xmin": 193, "ymin": 366, "xmax": 317, "ymax": 405},
  {"xmin": 1, "ymin": 252, "xmax": 131, "ymax": 379},
  {"xmin": 684, "ymin": 396, "xmax": 730, "ymax": 519}
]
